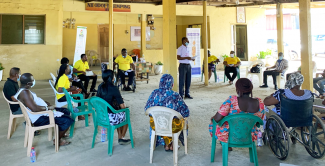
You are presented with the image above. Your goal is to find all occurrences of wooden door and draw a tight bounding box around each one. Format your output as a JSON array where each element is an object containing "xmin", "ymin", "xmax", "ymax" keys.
[{"xmin": 98, "ymin": 24, "xmax": 109, "ymax": 62}]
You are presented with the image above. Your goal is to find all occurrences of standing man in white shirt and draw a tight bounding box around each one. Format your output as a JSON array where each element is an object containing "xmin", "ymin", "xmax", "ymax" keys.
[{"xmin": 177, "ymin": 37, "xmax": 195, "ymax": 99}]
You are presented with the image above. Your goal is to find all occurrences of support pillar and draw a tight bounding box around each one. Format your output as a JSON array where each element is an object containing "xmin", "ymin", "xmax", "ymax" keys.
[
  {"xmin": 108, "ymin": 0, "xmax": 113, "ymax": 69},
  {"xmin": 276, "ymin": 3, "xmax": 284, "ymax": 54},
  {"xmin": 163, "ymin": 0, "xmax": 178, "ymax": 91},
  {"xmin": 141, "ymin": 14, "xmax": 146, "ymax": 57},
  {"xmin": 203, "ymin": 0, "xmax": 208, "ymax": 86},
  {"xmin": 299, "ymin": 0, "xmax": 313, "ymax": 90}
]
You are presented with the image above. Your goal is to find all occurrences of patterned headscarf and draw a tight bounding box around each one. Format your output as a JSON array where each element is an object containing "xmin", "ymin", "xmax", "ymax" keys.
[
  {"xmin": 285, "ymin": 72, "xmax": 304, "ymax": 89},
  {"xmin": 159, "ymin": 74, "xmax": 174, "ymax": 90}
]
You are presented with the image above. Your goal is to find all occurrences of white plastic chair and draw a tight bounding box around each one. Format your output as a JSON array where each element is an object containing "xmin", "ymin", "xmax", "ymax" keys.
[
  {"xmin": 17, "ymin": 100, "xmax": 59, "ymax": 157},
  {"xmin": 2, "ymin": 91, "xmax": 24, "ymax": 140},
  {"xmin": 145, "ymin": 106, "xmax": 188, "ymax": 166},
  {"xmin": 50, "ymin": 73, "xmax": 56, "ymax": 82},
  {"xmin": 49, "ymin": 80, "xmax": 67, "ymax": 108},
  {"xmin": 246, "ymin": 60, "xmax": 265, "ymax": 86}
]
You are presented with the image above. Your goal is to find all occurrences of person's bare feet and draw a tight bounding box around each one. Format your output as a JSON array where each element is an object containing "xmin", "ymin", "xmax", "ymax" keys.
[
  {"xmin": 53, "ymin": 139, "xmax": 71, "ymax": 146},
  {"xmin": 228, "ymin": 147, "xmax": 233, "ymax": 151},
  {"xmin": 78, "ymin": 116, "xmax": 85, "ymax": 120}
]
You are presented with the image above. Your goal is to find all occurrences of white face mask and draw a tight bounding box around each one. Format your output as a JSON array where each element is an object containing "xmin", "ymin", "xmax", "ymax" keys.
[
  {"xmin": 230, "ymin": 54, "xmax": 234, "ymax": 57},
  {"xmin": 30, "ymin": 80, "xmax": 36, "ymax": 88}
]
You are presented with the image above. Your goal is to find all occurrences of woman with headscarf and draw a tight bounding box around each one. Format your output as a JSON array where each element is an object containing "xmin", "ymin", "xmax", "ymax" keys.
[
  {"xmin": 264, "ymin": 72, "xmax": 312, "ymax": 115},
  {"xmin": 209, "ymin": 78, "xmax": 265, "ymax": 151},
  {"xmin": 96, "ymin": 70, "xmax": 131, "ymax": 145},
  {"xmin": 145, "ymin": 74, "xmax": 190, "ymax": 151}
]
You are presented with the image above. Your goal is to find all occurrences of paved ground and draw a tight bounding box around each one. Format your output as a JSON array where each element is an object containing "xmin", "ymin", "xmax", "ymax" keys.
[{"xmin": 0, "ymin": 69, "xmax": 325, "ymax": 166}]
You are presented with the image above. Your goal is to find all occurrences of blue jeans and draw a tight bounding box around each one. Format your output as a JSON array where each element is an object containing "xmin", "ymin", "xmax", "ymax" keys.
[{"xmin": 313, "ymin": 77, "xmax": 325, "ymax": 94}]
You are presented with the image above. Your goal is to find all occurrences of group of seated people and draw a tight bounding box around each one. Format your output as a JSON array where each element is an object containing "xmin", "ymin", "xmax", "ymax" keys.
[{"xmin": 2, "ymin": 49, "xmax": 320, "ymax": 155}]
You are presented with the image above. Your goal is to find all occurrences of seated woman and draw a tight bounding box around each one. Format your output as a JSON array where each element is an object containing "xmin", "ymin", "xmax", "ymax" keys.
[
  {"xmin": 264, "ymin": 72, "xmax": 312, "ymax": 115},
  {"xmin": 207, "ymin": 50, "xmax": 220, "ymax": 80},
  {"xmin": 96, "ymin": 70, "xmax": 131, "ymax": 145},
  {"xmin": 55, "ymin": 64, "xmax": 85, "ymax": 120},
  {"xmin": 145, "ymin": 74, "xmax": 190, "ymax": 151},
  {"xmin": 209, "ymin": 78, "xmax": 265, "ymax": 151}
]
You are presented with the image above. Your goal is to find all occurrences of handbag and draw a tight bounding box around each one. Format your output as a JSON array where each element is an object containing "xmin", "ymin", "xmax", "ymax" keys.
[{"xmin": 250, "ymin": 64, "xmax": 261, "ymax": 73}]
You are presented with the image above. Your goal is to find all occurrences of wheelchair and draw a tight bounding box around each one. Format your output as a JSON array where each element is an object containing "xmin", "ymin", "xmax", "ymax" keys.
[
  {"xmin": 114, "ymin": 66, "xmax": 136, "ymax": 93},
  {"xmin": 264, "ymin": 94, "xmax": 325, "ymax": 160}
]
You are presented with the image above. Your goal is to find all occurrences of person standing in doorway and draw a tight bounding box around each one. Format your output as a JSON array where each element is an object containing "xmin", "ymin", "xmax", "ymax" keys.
[
  {"xmin": 223, "ymin": 51, "xmax": 241, "ymax": 85},
  {"xmin": 177, "ymin": 37, "xmax": 195, "ymax": 99}
]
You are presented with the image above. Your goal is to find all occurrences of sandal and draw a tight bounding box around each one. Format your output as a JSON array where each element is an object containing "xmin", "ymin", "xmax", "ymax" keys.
[{"xmin": 53, "ymin": 139, "xmax": 71, "ymax": 146}]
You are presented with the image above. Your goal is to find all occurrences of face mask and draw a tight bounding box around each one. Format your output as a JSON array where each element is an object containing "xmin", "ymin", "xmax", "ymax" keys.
[
  {"xmin": 30, "ymin": 80, "xmax": 36, "ymax": 88},
  {"xmin": 185, "ymin": 42, "xmax": 189, "ymax": 46},
  {"xmin": 17, "ymin": 74, "xmax": 21, "ymax": 81},
  {"xmin": 278, "ymin": 56, "xmax": 283, "ymax": 60},
  {"xmin": 230, "ymin": 54, "xmax": 234, "ymax": 57}
]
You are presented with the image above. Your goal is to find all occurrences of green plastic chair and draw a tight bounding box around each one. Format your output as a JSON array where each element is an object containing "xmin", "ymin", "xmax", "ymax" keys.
[
  {"xmin": 62, "ymin": 88, "xmax": 95, "ymax": 138},
  {"xmin": 89, "ymin": 97, "xmax": 134, "ymax": 156},
  {"xmin": 223, "ymin": 65, "xmax": 240, "ymax": 83},
  {"xmin": 211, "ymin": 114, "xmax": 263, "ymax": 166},
  {"xmin": 201, "ymin": 64, "xmax": 218, "ymax": 82}
]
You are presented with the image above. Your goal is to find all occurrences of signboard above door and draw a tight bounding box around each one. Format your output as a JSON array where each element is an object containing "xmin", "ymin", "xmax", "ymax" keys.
[{"xmin": 85, "ymin": 2, "xmax": 131, "ymax": 12}]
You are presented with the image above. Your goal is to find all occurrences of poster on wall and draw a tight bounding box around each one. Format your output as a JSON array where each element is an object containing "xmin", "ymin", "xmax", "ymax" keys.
[
  {"xmin": 130, "ymin": 26, "xmax": 150, "ymax": 41},
  {"xmin": 85, "ymin": 3, "xmax": 131, "ymax": 12},
  {"xmin": 73, "ymin": 26, "xmax": 87, "ymax": 65},
  {"xmin": 186, "ymin": 28, "xmax": 201, "ymax": 76},
  {"xmin": 237, "ymin": 7, "xmax": 246, "ymax": 23}
]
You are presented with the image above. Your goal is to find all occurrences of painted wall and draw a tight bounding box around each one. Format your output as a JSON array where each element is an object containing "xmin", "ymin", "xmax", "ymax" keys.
[{"xmin": 0, "ymin": 0, "xmax": 63, "ymax": 80}]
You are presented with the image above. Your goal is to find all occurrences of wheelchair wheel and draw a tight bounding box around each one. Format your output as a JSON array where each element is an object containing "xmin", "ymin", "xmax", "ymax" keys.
[
  {"xmin": 301, "ymin": 115, "xmax": 325, "ymax": 159},
  {"xmin": 266, "ymin": 115, "xmax": 290, "ymax": 160}
]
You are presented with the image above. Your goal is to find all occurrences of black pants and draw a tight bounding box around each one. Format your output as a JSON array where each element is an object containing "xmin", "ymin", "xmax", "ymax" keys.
[
  {"xmin": 263, "ymin": 70, "xmax": 280, "ymax": 86},
  {"xmin": 118, "ymin": 70, "xmax": 134, "ymax": 86},
  {"xmin": 77, "ymin": 74, "xmax": 97, "ymax": 93},
  {"xmin": 225, "ymin": 67, "xmax": 238, "ymax": 81},
  {"xmin": 72, "ymin": 81, "xmax": 87, "ymax": 94},
  {"xmin": 179, "ymin": 63, "xmax": 191, "ymax": 97}
]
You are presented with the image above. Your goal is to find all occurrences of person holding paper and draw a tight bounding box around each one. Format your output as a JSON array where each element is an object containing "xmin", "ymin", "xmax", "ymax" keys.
[
  {"xmin": 114, "ymin": 48, "xmax": 136, "ymax": 91},
  {"xmin": 177, "ymin": 37, "xmax": 195, "ymax": 99},
  {"xmin": 223, "ymin": 51, "xmax": 241, "ymax": 85},
  {"xmin": 73, "ymin": 54, "xmax": 98, "ymax": 93}
]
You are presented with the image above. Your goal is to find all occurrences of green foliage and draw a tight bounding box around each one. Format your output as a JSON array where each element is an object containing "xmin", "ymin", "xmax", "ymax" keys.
[
  {"xmin": 257, "ymin": 49, "xmax": 273, "ymax": 59},
  {"xmin": 0, "ymin": 63, "xmax": 4, "ymax": 70},
  {"xmin": 156, "ymin": 61, "xmax": 163, "ymax": 65},
  {"xmin": 221, "ymin": 54, "xmax": 229, "ymax": 59}
]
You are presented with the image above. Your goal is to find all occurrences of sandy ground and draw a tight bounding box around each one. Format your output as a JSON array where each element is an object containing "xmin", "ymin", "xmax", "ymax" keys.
[{"xmin": 0, "ymin": 69, "xmax": 325, "ymax": 166}]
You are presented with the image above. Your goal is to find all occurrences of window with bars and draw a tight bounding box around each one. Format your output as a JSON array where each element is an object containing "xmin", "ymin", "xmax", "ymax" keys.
[{"xmin": 0, "ymin": 15, "xmax": 45, "ymax": 44}]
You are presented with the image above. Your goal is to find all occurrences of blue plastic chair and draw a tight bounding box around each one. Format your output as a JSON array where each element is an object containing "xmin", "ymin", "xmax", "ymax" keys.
[
  {"xmin": 89, "ymin": 97, "xmax": 134, "ymax": 156},
  {"xmin": 211, "ymin": 114, "xmax": 263, "ymax": 166},
  {"xmin": 62, "ymin": 88, "xmax": 95, "ymax": 138}
]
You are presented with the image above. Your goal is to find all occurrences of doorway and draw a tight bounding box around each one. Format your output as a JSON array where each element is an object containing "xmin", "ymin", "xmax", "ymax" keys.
[
  {"xmin": 231, "ymin": 25, "xmax": 248, "ymax": 61},
  {"xmin": 98, "ymin": 24, "xmax": 109, "ymax": 62}
]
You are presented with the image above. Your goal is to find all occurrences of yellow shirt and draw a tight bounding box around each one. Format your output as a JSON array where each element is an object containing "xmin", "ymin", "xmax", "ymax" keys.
[
  {"xmin": 114, "ymin": 55, "xmax": 134, "ymax": 71},
  {"xmin": 224, "ymin": 57, "xmax": 241, "ymax": 65},
  {"xmin": 55, "ymin": 74, "xmax": 70, "ymax": 100},
  {"xmin": 208, "ymin": 55, "xmax": 218, "ymax": 64},
  {"xmin": 74, "ymin": 60, "xmax": 89, "ymax": 75}
]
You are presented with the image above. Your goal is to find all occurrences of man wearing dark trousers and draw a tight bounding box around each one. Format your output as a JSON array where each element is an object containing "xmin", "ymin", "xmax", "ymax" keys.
[
  {"xmin": 260, "ymin": 52, "xmax": 288, "ymax": 90},
  {"xmin": 223, "ymin": 51, "xmax": 241, "ymax": 85},
  {"xmin": 73, "ymin": 54, "xmax": 97, "ymax": 93},
  {"xmin": 114, "ymin": 48, "xmax": 136, "ymax": 91},
  {"xmin": 177, "ymin": 37, "xmax": 195, "ymax": 99}
]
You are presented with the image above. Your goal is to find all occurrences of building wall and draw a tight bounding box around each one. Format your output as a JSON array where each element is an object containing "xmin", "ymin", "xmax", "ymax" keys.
[{"xmin": 0, "ymin": 0, "xmax": 63, "ymax": 80}]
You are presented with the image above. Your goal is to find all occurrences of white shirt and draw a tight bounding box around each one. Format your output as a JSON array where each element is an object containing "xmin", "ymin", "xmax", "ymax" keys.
[{"xmin": 177, "ymin": 45, "xmax": 190, "ymax": 64}]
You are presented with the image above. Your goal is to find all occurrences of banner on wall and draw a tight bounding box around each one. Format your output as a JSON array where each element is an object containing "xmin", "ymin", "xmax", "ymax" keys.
[
  {"xmin": 186, "ymin": 28, "xmax": 201, "ymax": 76},
  {"xmin": 85, "ymin": 3, "xmax": 131, "ymax": 12},
  {"xmin": 73, "ymin": 26, "xmax": 87, "ymax": 65}
]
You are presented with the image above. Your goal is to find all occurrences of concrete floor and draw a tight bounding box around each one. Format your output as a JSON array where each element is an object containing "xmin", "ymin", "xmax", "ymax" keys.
[{"xmin": 0, "ymin": 69, "xmax": 325, "ymax": 166}]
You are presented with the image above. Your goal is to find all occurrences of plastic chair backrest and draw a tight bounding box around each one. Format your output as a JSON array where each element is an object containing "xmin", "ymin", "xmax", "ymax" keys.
[
  {"xmin": 218, "ymin": 114, "xmax": 263, "ymax": 145},
  {"xmin": 62, "ymin": 88, "xmax": 74, "ymax": 111},
  {"xmin": 248, "ymin": 60, "xmax": 265, "ymax": 68},
  {"xmin": 2, "ymin": 91, "xmax": 18, "ymax": 105},
  {"xmin": 17, "ymin": 100, "xmax": 33, "ymax": 126},
  {"xmin": 49, "ymin": 80, "xmax": 61, "ymax": 96},
  {"xmin": 89, "ymin": 97, "xmax": 118, "ymax": 126},
  {"xmin": 145, "ymin": 106, "xmax": 183, "ymax": 136},
  {"xmin": 50, "ymin": 73, "xmax": 56, "ymax": 82},
  {"xmin": 280, "ymin": 94, "xmax": 313, "ymax": 127}
]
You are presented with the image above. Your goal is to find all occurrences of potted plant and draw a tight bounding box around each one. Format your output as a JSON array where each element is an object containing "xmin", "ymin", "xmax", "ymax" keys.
[
  {"xmin": 0, "ymin": 63, "xmax": 4, "ymax": 81},
  {"xmin": 256, "ymin": 51, "xmax": 267, "ymax": 64},
  {"xmin": 154, "ymin": 61, "xmax": 163, "ymax": 75}
]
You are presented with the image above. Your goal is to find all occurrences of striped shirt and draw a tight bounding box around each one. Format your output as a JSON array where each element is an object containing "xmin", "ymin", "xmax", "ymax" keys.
[{"xmin": 275, "ymin": 59, "xmax": 289, "ymax": 73}]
